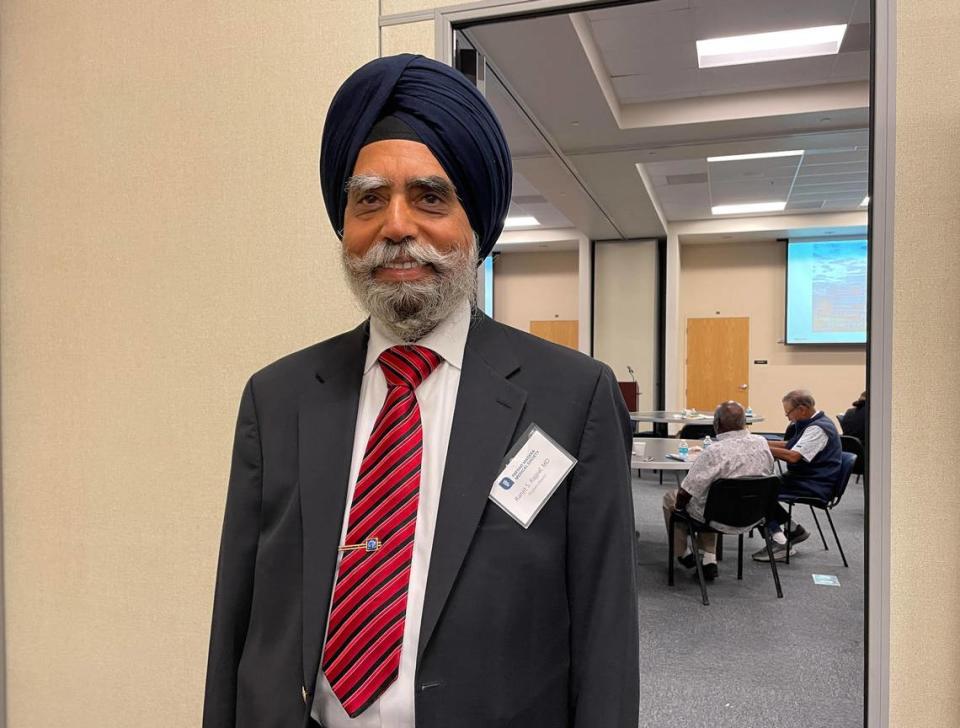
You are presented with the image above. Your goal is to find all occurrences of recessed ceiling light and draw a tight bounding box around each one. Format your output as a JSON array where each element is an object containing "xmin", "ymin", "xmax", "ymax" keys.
[
  {"xmin": 712, "ymin": 201, "xmax": 786, "ymax": 215},
  {"xmin": 860, "ymin": 196, "xmax": 870, "ymax": 207},
  {"xmin": 697, "ymin": 24, "xmax": 847, "ymax": 68},
  {"xmin": 503, "ymin": 215, "xmax": 540, "ymax": 228},
  {"xmin": 707, "ymin": 150, "xmax": 804, "ymax": 163}
]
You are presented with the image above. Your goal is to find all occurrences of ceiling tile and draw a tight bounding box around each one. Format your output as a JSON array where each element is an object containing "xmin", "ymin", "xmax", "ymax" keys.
[{"xmin": 612, "ymin": 69, "xmax": 702, "ymax": 104}]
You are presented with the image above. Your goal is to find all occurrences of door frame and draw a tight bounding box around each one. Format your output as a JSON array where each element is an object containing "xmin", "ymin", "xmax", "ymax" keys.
[{"xmin": 428, "ymin": 2, "xmax": 895, "ymax": 726}]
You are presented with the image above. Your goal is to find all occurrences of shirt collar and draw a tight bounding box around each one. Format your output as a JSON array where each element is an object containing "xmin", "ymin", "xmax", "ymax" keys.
[
  {"xmin": 716, "ymin": 429, "xmax": 750, "ymax": 441},
  {"xmin": 365, "ymin": 298, "xmax": 471, "ymax": 374}
]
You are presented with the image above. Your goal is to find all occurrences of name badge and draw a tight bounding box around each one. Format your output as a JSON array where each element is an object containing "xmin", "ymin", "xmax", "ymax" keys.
[{"xmin": 489, "ymin": 423, "xmax": 577, "ymax": 529}]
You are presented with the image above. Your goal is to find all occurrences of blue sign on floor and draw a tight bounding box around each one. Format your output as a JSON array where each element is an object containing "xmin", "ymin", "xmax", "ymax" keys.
[{"xmin": 812, "ymin": 574, "xmax": 841, "ymax": 587}]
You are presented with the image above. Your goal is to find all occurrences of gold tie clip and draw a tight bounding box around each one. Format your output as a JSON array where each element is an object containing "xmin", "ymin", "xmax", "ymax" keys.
[{"xmin": 338, "ymin": 537, "xmax": 381, "ymax": 553}]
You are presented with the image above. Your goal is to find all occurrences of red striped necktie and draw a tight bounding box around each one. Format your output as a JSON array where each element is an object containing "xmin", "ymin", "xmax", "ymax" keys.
[{"xmin": 322, "ymin": 344, "xmax": 442, "ymax": 717}]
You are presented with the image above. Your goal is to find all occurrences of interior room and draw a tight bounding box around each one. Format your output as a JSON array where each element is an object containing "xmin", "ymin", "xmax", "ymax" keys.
[{"xmin": 459, "ymin": 1, "xmax": 869, "ymax": 724}]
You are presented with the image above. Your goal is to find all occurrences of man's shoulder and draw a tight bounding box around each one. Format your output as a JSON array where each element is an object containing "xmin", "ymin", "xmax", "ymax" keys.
[
  {"xmin": 743, "ymin": 432, "xmax": 773, "ymax": 447},
  {"xmin": 479, "ymin": 316, "xmax": 607, "ymax": 381},
  {"xmin": 248, "ymin": 322, "xmax": 368, "ymax": 393},
  {"xmin": 711, "ymin": 432, "xmax": 771, "ymax": 459},
  {"xmin": 802, "ymin": 422, "xmax": 829, "ymax": 439},
  {"xmin": 712, "ymin": 432, "xmax": 752, "ymax": 448}
]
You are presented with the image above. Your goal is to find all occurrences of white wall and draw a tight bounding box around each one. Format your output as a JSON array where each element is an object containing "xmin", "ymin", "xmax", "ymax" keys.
[
  {"xmin": 593, "ymin": 240, "xmax": 659, "ymax": 411},
  {"xmin": 493, "ymin": 250, "xmax": 579, "ymax": 335}
]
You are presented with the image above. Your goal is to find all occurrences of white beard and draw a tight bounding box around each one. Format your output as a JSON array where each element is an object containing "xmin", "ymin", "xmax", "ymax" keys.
[{"xmin": 341, "ymin": 236, "xmax": 478, "ymax": 342}]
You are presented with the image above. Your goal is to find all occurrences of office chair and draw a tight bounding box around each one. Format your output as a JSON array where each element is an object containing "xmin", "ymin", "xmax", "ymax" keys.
[
  {"xmin": 783, "ymin": 451, "xmax": 857, "ymax": 567},
  {"xmin": 668, "ymin": 475, "xmax": 784, "ymax": 606},
  {"xmin": 677, "ymin": 424, "xmax": 716, "ymax": 440},
  {"xmin": 840, "ymin": 435, "xmax": 865, "ymax": 485}
]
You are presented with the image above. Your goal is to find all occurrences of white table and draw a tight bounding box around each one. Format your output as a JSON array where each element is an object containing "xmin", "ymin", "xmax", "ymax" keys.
[
  {"xmin": 630, "ymin": 410, "xmax": 766, "ymax": 425},
  {"xmin": 631, "ymin": 437, "xmax": 696, "ymax": 486},
  {"xmin": 630, "ymin": 410, "xmax": 765, "ymax": 437}
]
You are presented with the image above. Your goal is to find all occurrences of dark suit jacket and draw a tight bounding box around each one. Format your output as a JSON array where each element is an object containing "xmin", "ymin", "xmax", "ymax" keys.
[{"xmin": 203, "ymin": 312, "xmax": 639, "ymax": 728}]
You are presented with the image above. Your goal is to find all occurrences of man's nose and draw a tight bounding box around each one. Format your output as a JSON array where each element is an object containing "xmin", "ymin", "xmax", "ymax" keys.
[{"xmin": 378, "ymin": 197, "xmax": 418, "ymax": 243}]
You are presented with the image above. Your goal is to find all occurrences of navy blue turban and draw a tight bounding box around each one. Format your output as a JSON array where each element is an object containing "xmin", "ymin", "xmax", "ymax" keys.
[{"xmin": 320, "ymin": 54, "xmax": 512, "ymax": 262}]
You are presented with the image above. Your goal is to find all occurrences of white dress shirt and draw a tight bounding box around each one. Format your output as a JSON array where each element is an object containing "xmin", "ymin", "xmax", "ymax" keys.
[{"xmin": 312, "ymin": 300, "xmax": 471, "ymax": 728}]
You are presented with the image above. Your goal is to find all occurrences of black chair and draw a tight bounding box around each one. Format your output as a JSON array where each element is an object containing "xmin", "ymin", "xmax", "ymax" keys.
[
  {"xmin": 840, "ymin": 435, "xmax": 865, "ymax": 485},
  {"xmin": 677, "ymin": 424, "xmax": 715, "ymax": 440},
  {"xmin": 668, "ymin": 475, "xmax": 784, "ymax": 606},
  {"xmin": 783, "ymin": 451, "xmax": 857, "ymax": 567}
]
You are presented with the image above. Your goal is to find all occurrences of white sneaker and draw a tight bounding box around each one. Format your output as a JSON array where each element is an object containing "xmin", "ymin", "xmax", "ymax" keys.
[{"xmin": 751, "ymin": 541, "xmax": 797, "ymax": 562}]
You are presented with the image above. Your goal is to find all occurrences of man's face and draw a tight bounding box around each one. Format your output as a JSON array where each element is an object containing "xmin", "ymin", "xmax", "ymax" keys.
[
  {"xmin": 783, "ymin": 402, "xmax": 811, "ymax": 423},
  {"xmin": 340, "ymin": 139, "xmax": 478, "ymax": 341},
  {"xmin": 343, "ymin": 140, "xmax": 474, "ymax": 279}
]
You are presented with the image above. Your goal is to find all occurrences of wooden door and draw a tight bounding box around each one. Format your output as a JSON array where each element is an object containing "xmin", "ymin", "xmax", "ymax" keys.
[
  {"xmin": 685, "ymin": 317, "xmax": 749, "ymax": 410},
  {"xmin": 530, "ymin": 320, "xmax": 578, "ymax": 350}
]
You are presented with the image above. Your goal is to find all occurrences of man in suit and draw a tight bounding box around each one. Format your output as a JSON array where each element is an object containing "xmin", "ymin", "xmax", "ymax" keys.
[{"xmin": 203, "ymin": 54, "xmax": 639, "ymax": 728}]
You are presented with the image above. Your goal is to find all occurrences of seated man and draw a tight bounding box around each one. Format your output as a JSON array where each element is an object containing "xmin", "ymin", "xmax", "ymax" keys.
[
  {"xmin": 753, "ymin": 389, "xmax": 843, "ymax": 562},
  {"xmin": 663, "ymin": 401, "xmax": 774, "ymax": 580},
  {"xmin": 840, "ymin": 390, "xmax": 868, "ymax": 442}
]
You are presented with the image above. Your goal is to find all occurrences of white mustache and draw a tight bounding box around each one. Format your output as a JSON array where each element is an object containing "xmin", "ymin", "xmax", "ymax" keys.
[{"xmin": 349, "ymin": 239, "xmax": 463, "ymax": 276}]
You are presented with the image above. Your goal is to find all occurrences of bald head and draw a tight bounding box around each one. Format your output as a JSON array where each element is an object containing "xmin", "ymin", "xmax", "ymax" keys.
[{"xmin": 713, "ymin": 401, "xmax": 746, "ymax": 434}]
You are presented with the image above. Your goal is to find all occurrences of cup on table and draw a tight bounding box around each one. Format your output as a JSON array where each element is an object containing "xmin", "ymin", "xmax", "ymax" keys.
[{"xmin": 632, "ymin": 441, "xmax": 646, "ymax": 458}]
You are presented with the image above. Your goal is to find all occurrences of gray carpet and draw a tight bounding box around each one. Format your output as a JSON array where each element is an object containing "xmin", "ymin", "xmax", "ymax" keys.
[{"xmin": 633, "ymin": 469, "xmax": 865, "ymax": 728}]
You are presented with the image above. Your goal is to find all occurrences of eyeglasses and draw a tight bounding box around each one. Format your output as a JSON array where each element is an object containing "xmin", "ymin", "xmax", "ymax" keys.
[{"xmin": 784, "ymin": 405, "xmax": 799, "ymax": 418}]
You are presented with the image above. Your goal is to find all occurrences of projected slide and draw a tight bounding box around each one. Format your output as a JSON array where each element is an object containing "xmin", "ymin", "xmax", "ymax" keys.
[{"xmin": 786, "ymin": 240, "xmax": 867, "ymax": 344}]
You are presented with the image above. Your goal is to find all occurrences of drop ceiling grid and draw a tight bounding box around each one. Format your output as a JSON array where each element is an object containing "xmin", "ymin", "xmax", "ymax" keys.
[
  {"xmin": 586, "ymin": 0, "xmax": 868, "ymax": 105},
  {"xmin": 787, "ymin": 152, "xmax": 868, "ymax": 209}
]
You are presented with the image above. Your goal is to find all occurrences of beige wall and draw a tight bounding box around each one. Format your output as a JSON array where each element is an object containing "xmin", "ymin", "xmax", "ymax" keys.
[
  {"xmin": 493, "ymin": 250, "xmax": 579, "ymax": 334},
  {"xmin": 890, "ymin": 1, "xmax": 960, "ymax": 725},
  {"xmin": 593, "ymin": 240, "xmax": 659, "ymax": 411},
  {"xmin": 680, "ymin": 240, "xmax": 866, "ymax": 425},
  {"xmin": 382, "ymin": 0, "xmax": 480, "ymax": 15},
  {"xmin": 0, "ymin": 1, "xmax": 378, "ymax": 726}
]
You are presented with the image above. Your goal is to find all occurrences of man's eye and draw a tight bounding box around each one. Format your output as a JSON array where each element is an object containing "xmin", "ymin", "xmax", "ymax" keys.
[
  {"xmin": 421, "ymin": 193, "xmax": 444, "ymax": 205},
  {"xmin": 360, "ymin": 193, "xmax": 380, "ymax": 204}
]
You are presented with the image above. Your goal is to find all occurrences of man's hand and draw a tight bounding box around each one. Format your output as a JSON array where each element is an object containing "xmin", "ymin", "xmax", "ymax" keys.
[
  {"xmin": 770, "ymin": 446, "xmax": 803, "ymax": 464},
  {"xmin": 675, "ymin": 488, "xmax": 692, "ymax": 511}
]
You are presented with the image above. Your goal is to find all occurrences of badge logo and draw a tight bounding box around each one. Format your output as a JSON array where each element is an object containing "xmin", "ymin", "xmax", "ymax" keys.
[{"xmin": 498, "ymin": 477, "xmax": 515, "ymax": 491}]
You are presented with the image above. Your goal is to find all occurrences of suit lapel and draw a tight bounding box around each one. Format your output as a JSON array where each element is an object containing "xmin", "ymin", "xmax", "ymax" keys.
[
  {"xmin": 299, "ymin": 322, "xmax": 368, "ymax": 691},
  {"xmin": 418, "ymin": 315, "xmax": 526, "ymax": 663}
]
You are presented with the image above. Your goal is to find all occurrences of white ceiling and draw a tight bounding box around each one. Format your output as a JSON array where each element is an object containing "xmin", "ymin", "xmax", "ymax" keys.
[
  {"xmin": 507, "ymin": 170, "xmax": 574, "ymax": 230},
  {"xmin": 587, "ymin": 0, "xmax": 869, "ymax": 103},
  {"xmin": 463, "ymin": 0, "xmax": 871, "ymax": 241}
]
